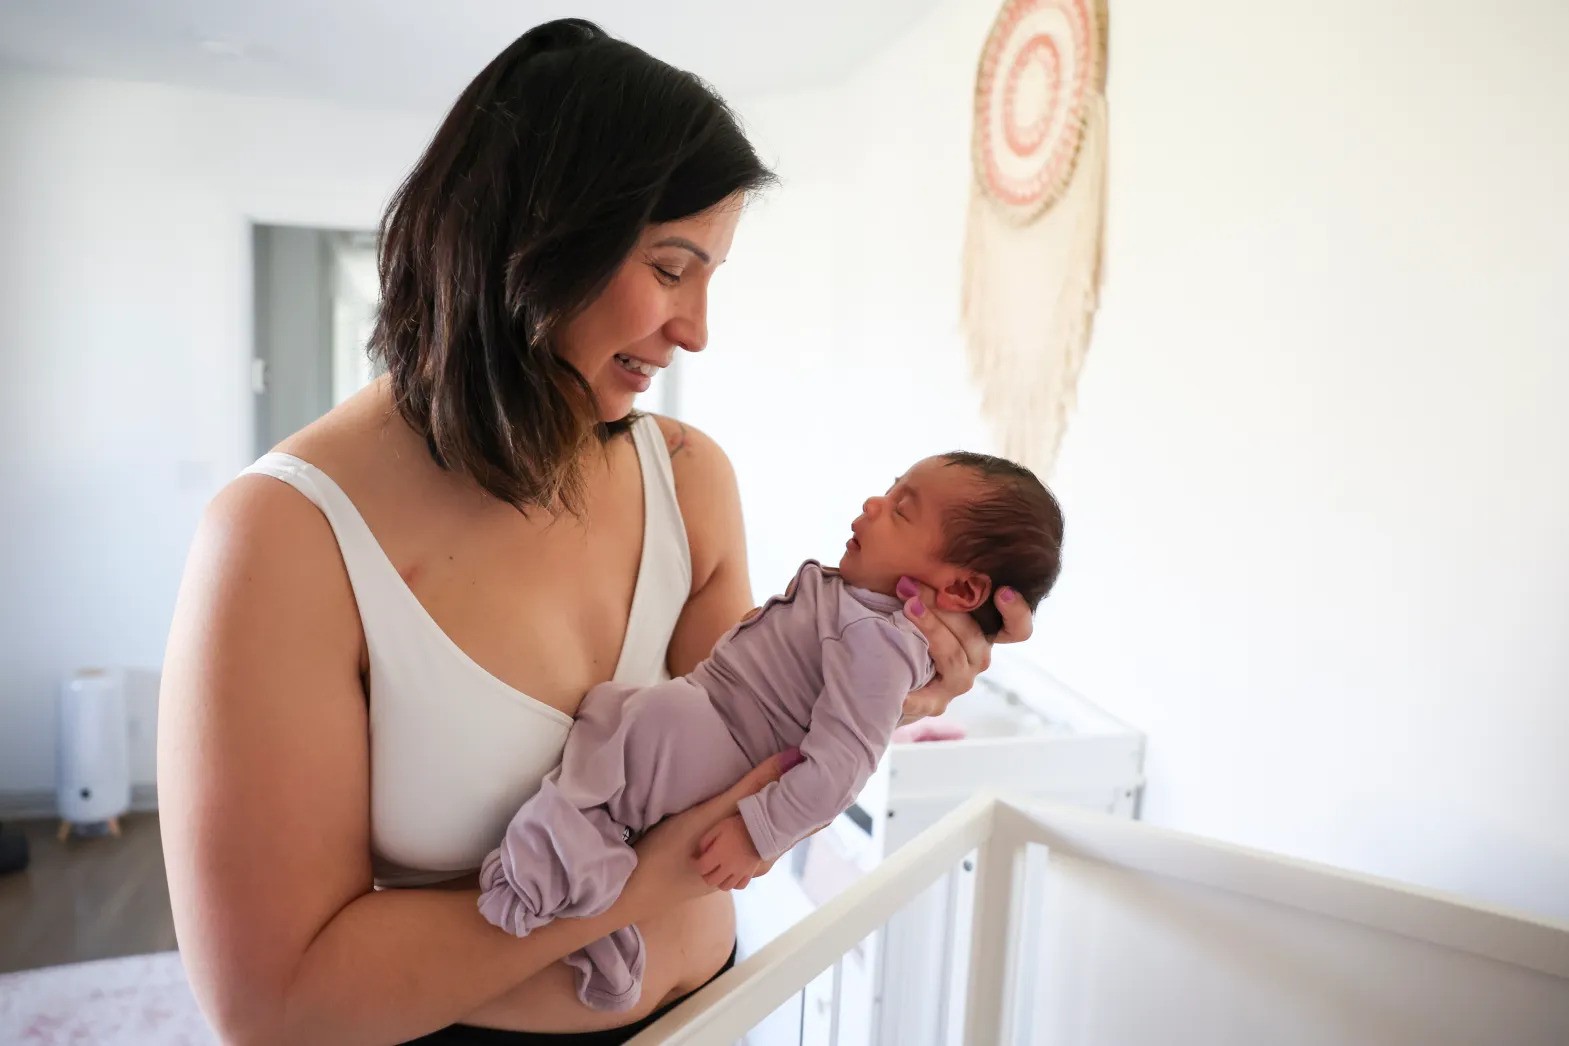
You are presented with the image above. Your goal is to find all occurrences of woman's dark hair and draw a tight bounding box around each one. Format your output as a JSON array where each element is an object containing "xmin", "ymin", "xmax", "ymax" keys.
[
  {"xmin": 371, "ymin": 19, "xmax": 775, "ymax": 510},
  {"xmin": 938, "ymin": 453, "xmax": 1065, "ymax": 637}
]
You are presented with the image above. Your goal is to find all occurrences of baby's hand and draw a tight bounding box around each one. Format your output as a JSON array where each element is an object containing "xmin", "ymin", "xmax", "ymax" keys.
[{"xmin": 696, "ymin": 814, "xmax": 764, "ymax": 891}]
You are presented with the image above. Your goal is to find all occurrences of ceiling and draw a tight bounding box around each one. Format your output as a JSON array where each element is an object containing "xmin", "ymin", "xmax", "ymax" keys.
[{"xmin": 0, "ymin": 0, "xmax": 943, "ymax": 112}]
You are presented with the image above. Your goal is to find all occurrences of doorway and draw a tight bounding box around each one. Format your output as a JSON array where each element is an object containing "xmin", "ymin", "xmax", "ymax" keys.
[{"xmin": 251, "ymin": 224, "xmax": 380, "ymax": 457}]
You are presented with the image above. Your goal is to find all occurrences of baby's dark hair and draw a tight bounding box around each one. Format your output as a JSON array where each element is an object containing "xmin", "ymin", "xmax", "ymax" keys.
[{"xmin": 937, "ymin": 452, "xmax": 1064, "ymax": 637}]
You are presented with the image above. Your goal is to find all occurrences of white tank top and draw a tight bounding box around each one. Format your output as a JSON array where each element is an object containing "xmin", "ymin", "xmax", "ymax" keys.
[{"xmin": 242, "ymin": 415, "xmax": 691, "ymax": 887}]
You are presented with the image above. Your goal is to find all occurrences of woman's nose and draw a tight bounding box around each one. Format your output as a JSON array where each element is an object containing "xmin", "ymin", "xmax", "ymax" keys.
[{"xmin": 667, "ymin": 287, "xmax": 709, "ymax": 353}]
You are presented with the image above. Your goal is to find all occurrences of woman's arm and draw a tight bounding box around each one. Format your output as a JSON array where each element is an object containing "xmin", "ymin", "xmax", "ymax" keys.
[
  {"xmin": 656, "ymin": 417, "xmax": 755, "ymax": 676},
  {"xmin": 158, "ymin": 478, "xmax": 760, "ymax": 1046}
]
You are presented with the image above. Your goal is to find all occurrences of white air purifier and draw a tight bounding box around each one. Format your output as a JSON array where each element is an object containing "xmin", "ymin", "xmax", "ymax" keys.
[{"xmin": 56, "ymin": 669, "xmax": 131, "ymax": 828}]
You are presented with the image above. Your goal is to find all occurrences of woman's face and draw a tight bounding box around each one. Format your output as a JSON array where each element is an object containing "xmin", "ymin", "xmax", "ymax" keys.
[{"xmin": 556, "ymin": 196, "xmax": 743, "ymax": 422}]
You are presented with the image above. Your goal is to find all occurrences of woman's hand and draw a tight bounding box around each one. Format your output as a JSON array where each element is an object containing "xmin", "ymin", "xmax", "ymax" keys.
[
  {"xmin": 619, "ymin": 750, "xmax": 792, "ymax": 919},
  {"xmin": 895, "ymin": 576, "xmax": 1034, "ymax": 725}
]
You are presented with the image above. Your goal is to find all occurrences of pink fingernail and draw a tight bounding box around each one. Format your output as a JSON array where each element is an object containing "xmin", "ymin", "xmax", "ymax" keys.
[
  {"xmin": 896, "ymin": 576, "xmax": 918, "ymax": 599},
  {"xmin": 998, "ymin": 588, "xmax": 1016, "ymax": 604},
  {"xmin": 907, "ymin": 597, "xmax": 926, "ymax": 618},
  {"xmin": 780, "ymin": 747, "xmax": 804, "ymax": 770}
]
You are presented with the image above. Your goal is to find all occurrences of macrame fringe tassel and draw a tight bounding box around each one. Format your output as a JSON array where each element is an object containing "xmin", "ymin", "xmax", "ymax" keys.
[{"xmin": 962, "ymin": 92, "xmax": 1109, "ymax": 477}]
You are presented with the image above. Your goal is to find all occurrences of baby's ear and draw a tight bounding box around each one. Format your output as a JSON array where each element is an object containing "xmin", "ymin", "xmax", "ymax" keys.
[{"xmin": 934, "ymin": 571, "xmax": 991, "ymax": 613}]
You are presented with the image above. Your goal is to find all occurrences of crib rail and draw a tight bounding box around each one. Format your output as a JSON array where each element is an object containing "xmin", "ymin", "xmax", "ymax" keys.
[
  {"xmin": 1004, "ymin": 799, "xmax": 1569, "ymax": 981},
  {"xmin": 628, "ymin": 793, "xmax": 998, "ymax": 1045},
  {"xmin": 633, "ymin": 793, "xmax": 1569, "ymax": 1045}
]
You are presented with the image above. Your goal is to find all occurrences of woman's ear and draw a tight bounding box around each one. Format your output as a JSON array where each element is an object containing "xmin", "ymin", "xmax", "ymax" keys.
[{"xmin": 934, "ymin": 570, "xmax": 991, "ymax": 613}]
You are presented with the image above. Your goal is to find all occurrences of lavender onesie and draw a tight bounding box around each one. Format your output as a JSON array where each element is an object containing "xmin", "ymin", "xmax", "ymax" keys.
[{"xmin": 477, "ymin": 560, "xmax": 934, "ymax": 1011}]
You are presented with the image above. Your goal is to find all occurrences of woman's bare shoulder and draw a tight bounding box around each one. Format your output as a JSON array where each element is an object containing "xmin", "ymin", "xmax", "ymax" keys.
[
  {"xmin": 650, "ymin": 414, "xmax": 740, "ymax": 519},
  {"xmin": 194, "ymin": 389, "xmax": 399, "ymax": 652},
  {"xmin": 205, "ymin": 469, "xmax": 337, "ymax": 563},
  {"xmin": 651, "ymin": 414, "xmax": 729, "ymax": 471},
  {"xmin": 649, "ymin": 415, "xmax": 753, "ymax": 674},
  {"xmin": 268, "ymin": 381, "xmax": 416, "ymax": 487},
  {"xmin": 191, "ymin": 468, "xmax": 363, "ymax": 677},
  {"xmin": 650, "ymin": 414, "xmax": 742, "ymax": 574},
  {"xmin": 253, "ymin": 380, "xmax": 449, "ymax": 535}
]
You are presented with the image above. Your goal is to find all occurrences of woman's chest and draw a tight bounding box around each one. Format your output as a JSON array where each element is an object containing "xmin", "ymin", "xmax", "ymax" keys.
[
  {"xmin": 412, "ymin": 529, "xmax": 643, "ymax": 711},
  {"xmin": 377, "ymin": 448, "xmax": 652, "ymax": 715}
]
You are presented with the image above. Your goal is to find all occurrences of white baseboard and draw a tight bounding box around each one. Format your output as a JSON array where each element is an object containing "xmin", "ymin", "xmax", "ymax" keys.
[{"xmin": 0, "ymin": 785, "xmax": 158, "ymax": 821}]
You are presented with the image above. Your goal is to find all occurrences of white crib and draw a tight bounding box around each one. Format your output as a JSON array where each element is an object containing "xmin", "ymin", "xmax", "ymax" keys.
[{"xmin": 631, "ymin": 793, "xmax": 1569, "ymax": 1045}]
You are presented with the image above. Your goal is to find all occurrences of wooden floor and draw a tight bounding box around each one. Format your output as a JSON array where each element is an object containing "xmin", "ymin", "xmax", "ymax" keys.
[{"xmin": 0, "ymin": 813, "xmax": 177, "ymax": 974}]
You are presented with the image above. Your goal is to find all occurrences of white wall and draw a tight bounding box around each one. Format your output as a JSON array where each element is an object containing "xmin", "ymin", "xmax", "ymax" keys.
[
  {"xmin": 0, "ymin": 69, "xmax": 431, "ymax": 797},
  {"xmin": 692, "ymin": 0, "xmax": 1569, "ymax": 920}
]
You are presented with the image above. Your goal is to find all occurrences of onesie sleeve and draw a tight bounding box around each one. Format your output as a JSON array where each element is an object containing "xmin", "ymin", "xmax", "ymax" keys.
[{"xmin": 737, "ymin": 618, "xmax": 930, "ymax": 861}]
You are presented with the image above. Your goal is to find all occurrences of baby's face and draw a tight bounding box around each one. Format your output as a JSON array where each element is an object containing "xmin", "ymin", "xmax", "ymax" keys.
[{"xmin": 838, "ymin": 457, "xmax": 980, "ymax": 596}]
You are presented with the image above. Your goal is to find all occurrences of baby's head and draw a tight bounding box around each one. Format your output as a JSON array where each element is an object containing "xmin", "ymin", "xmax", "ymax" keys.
[{"xmin": 839, "ymin": 452, "xmax": 1064, "ymax": 636}]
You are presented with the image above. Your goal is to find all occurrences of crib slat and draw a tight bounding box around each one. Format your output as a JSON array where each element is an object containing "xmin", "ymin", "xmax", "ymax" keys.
[
  {"xmin": 827, "ymin": 958, "xmax": 842, "ymax": 1046},
  {"xmin": 934, "ymin": 867, "xmax": 962, "ymax": 1042},
  {"xmin": 964, "ymin": 807, "xmax": 1028, "ymax": 1045}
]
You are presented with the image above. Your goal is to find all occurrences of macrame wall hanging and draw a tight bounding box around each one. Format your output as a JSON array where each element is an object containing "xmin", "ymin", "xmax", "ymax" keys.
[{"xmin": 963, "ymin": 0, "xmax": 1109, "ymax": 474}]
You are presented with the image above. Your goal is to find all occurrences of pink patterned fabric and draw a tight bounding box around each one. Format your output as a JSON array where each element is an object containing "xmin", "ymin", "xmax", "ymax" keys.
[{"xmin": 0, "ymin": 952, "xmax": 216, "ymax": 1044}]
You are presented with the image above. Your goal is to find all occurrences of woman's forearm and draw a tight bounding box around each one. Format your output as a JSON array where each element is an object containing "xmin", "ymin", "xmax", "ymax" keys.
[
  {"xmin": 248, "ymin": 888, "xmax": 622, "ymax": 1046},
  {"xmin": 245, "ymin": 741, "xmax": 784, "ymax": 1045}
]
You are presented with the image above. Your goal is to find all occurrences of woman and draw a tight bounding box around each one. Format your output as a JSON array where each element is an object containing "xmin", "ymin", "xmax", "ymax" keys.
[{"xmin": 158, "ymin": 19, "xmax": 1032, "ymax": 1046}]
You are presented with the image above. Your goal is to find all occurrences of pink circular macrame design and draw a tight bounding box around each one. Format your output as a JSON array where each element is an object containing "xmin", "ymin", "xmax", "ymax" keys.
[{"xmin": 973, "ymin": 0, "xmax": 1099, "ymax": 219}]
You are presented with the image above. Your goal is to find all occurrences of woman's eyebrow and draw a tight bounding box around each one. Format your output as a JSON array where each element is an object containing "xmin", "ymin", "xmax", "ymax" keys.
[{"xmin": 653, "ymin": 237, "xmax": 712, "ymax": 265}]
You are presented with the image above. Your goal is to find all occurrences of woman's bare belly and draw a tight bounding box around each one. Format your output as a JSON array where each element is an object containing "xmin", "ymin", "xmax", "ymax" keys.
[{"xmin": 453, "ymin": 891, "xmax": 737, "ymax": 1032}]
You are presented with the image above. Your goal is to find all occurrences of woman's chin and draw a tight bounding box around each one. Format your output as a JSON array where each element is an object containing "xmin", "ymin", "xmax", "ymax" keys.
[{"xmin": 592, "ymin": 390, "xmax": 639, "ymax": 424}]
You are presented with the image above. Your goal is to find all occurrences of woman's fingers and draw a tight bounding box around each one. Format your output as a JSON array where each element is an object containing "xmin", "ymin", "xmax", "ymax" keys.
[
  {"xmin": 896, "ymin": 576, "xmax": 939, "ymax": 617},
  {"xmin": 992, "ymin": 587, "xmax": 1035, "ymax": 645},
  {"xmin": 950, "ymin": 610, "xmax": 992, "ymax": 677},
  {"xmin": 900, "ymin": 578, "xmax": 987, "ymax": 678},
  {"xmin": 928, "ymin": 623, "xmax": 966, "ymax": 683},
  {"xmin": 901, "ymin": 585, "xmax": 961, "ymax": 672},
  {"xmin": 897, "ymin": 574, "xmax": 1014, "ymax": 724}
]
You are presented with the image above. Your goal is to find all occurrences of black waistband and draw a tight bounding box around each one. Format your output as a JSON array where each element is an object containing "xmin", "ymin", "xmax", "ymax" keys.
[{"xmin": 403, "ymin": 942, "xmax": 739, "ymax": 1045}]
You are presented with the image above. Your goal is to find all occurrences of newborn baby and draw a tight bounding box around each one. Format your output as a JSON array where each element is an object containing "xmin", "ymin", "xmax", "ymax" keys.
[{"xmin": 477, "ymin": 451, "xmax": 1064, "ymax": 1011}]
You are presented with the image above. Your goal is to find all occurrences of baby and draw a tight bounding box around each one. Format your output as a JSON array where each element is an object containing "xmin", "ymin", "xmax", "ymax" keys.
[{"xmin": 477, "ymin": 451, "xmax": 1064, "ymax": 1011}]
